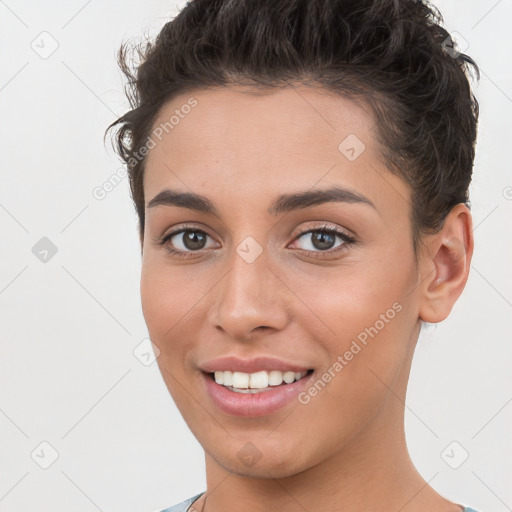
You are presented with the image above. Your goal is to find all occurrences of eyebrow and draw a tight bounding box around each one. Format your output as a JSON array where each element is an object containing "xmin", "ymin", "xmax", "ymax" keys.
[{"xmin": 147, "ymin": 186, "xmax": 376, "ymax": 216}]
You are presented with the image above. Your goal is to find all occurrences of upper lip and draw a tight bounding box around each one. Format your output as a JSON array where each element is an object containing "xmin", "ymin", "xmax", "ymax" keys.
[{"xmin": 199, "ymin": 356, "xmax": 311, "ymax": 374}]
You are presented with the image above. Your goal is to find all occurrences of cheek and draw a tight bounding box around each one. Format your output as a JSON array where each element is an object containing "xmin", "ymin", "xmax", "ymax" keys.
[
  {"xmin": 140, "ymin": 267, "xmax": 173, "ymax": 341},
  {"xmin": 140, "ymin": 264, "xmax": 199, "ymax": 407},
  {"xmin": 140, "ymin": 259, "xmax": 202, "ymax": 341},
  {"xmin": 140, "ymin": 258, "xmax": 217, "ymax": 386},
  {"xmin": 293, "ymin": 258, "xmax": 410, "ymax": 345},
  {"xmin": 294, "ymin": 257, "xmax": 416, "ymax": 395}
]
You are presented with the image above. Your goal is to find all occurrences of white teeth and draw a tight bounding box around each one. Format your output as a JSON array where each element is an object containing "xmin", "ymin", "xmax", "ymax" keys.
[
  {"xmin": 249, "ymin": 371, "xmax": 268, "ymax": 389},
  {"xmin": 283, "ymin": 371, "xmax": 295, "ymax": 384},
  {"xmin": 223, "ymin": 371, "xmax": 233, "ymax": 386},
  {"xmin": 268, "ymin": 370, "xmax": 283, "ymax": 386},
  {"xmin": 213, "ymin": 369, "xmax": 308, "ymax": 390},
  {"xmin": 232, "ymin": 371, "xmax": 249, "ymax": 389}
]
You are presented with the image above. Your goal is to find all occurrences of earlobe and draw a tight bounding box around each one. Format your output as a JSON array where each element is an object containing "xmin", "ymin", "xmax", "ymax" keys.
[{"xmin": 419, "ymin": 204, "xmax": 474, "ymax": 323}]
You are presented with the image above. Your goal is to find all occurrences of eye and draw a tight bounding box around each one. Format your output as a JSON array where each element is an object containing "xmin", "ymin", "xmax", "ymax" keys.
[
  {"xmin": 157, "ymin": 224, "xmax": 219, "ymax": 258},
  {"xmin": 156, "ymin": 222, "xmax": 356, "ymax": 259},
  {"xmin": 288, "ymin": 223, "xmax": 356, "ymax": 257}
]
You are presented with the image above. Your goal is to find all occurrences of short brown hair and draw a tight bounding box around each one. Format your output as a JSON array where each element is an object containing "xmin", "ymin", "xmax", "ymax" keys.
[{"xmin": 106, "ymin": 0, "xmax": 479, "ymax": 243}]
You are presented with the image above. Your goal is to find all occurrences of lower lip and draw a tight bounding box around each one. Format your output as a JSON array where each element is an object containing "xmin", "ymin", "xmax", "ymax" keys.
[{"xmin": 202, "ymin": 372, "xmax": 313, "ymax": 417}]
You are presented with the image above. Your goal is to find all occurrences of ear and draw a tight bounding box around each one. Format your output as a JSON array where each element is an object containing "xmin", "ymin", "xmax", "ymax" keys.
[{"xmin": 418, "ymin": 203, "xmax": 474, "ymax": 323}]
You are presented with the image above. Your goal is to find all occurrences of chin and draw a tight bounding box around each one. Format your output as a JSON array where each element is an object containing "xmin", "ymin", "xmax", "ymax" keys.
[
  {"xmin": 201, "ymin": 431, "xmax": 318, "ymax": 479},
  {"xmin": 216, "ymin": 448, "xmax": 309, "ymax": 479}
]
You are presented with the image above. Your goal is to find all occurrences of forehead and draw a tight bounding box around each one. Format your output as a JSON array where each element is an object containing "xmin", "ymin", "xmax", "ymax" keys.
[{"xmin": 143, "ymin": 85, "xmax": 410, "ymax": 216}]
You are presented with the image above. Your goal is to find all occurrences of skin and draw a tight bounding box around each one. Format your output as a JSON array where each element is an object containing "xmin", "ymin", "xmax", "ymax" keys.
[{"xmin": 139, "ymin": 85, "xmax": 473, "ymax": 512}]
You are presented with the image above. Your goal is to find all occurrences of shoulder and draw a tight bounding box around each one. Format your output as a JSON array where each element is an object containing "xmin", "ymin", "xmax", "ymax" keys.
[{"xmin": 154, "ymin": 492, "xmax": 205, "ymax": 512}]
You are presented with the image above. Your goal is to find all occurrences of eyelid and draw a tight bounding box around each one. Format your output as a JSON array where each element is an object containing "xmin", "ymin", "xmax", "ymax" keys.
[
  {"xmin": 156, "ymin": 223, "xmax": 212, "ymax": 244},
  {"xmin": 287, "ymin": 222, "xmax": 357, "ymax": 254},
  {"xmin": 156, "ymin": 221, "xmax": 357, "ymax": 257},
  {"xmin": 291, "ymin": 221, "xmax": 356, "ymax": 241},
  {"xmin": 156, "ymin": 223, "xmax": 218, "ymax": 248}
]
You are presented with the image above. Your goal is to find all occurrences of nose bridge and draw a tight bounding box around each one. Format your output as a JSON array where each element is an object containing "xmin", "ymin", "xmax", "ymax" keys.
[{"xmin": 209, "ymin": 237, "xmax": 288, "ymax": 340}]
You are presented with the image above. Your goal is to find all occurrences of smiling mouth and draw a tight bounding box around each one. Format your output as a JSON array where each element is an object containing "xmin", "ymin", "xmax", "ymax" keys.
[{"xmin": 208, "ymin": 369, "xmax": 314, "ymax": 393}]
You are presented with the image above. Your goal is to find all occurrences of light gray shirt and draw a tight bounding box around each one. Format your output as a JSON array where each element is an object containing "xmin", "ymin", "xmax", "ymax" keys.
[{"xmin": 156, "ymin": 492, "xmax": 482, "ymax": 512}]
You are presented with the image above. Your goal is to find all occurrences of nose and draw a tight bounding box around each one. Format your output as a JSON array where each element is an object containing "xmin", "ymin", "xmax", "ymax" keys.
[{"xmin": 208, "ymin": 245, "xmax": 289, "ymax": 342}]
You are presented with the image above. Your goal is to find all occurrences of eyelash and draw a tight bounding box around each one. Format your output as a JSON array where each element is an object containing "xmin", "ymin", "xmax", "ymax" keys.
[{"xmin": 157, "ymin": 223, "xmax": 357, "ymax": 259}]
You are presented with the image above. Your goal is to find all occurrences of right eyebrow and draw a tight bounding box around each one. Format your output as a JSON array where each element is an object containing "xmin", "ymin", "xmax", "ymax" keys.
[{"xmin": 147, "ymin": 189, "xmax": 216, "ymax": 215}]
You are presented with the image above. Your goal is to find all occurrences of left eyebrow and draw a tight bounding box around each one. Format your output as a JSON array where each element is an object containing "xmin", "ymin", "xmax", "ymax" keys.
[
  {"xmin": 268, "ymin": 186, "xmax": 377, "ymax": 215},
  {"xmin": 147, "ymin": 185, "xmax": 377, "ymax": 215}
]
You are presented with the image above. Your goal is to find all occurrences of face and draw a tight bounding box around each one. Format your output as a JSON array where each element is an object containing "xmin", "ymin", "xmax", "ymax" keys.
[{"xmin": 140, "ymin": 85, "xmax": 424, "ymax": 478}]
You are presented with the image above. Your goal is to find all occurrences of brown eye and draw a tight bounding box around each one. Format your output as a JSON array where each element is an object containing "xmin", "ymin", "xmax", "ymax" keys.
[
  {"xmin": 177, "ymin": 230, "xmax": 208, "ymax": 251},
  {"xmin": 308, "ymin": 230, "xmax": 337, "ymax": 251},
  {"xmin": 159, "ymin": 227, "xmax": 219, "ymax": 257},
  {"xmin": 292, "ymin": 227, "xmax": 354, "ymax": 253}
]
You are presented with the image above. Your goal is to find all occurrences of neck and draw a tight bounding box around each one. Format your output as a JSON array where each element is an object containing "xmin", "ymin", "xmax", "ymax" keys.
[{"xmin": 197, "ymin": 353, "xmax": 462, "ymax": 512}]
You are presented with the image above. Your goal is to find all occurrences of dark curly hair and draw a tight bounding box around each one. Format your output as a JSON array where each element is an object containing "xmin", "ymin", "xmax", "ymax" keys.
[{"xmin": 105, "ymin": 0, "xmax": 479, "ymax": 246}]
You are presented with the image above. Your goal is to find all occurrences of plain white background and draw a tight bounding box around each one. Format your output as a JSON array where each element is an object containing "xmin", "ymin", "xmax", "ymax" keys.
[{"xmin": 0, "ymin": 1, "xmax": 511, "ymax": 511}]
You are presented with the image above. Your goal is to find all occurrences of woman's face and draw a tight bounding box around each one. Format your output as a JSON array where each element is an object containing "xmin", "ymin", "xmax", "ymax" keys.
[{"xmin": 140, "ymin": 85, "xmax": 424, "ymax": 477}]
